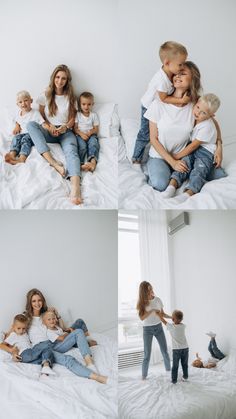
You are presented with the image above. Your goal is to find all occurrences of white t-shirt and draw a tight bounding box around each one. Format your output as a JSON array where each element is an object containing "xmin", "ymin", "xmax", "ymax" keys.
[
  {"xmin": 166, "ymin": 323, "xmax": 188, "ymax": 350},
  {"xmin": 75, "ymin": 111, "xmax": 99, "ymax": 133},
  {"xmin": 145, "ymin": 100, "xmax": 194, "ymax": 159},
  {"xmin": 5, "ymin": 332, "xmax": 32, "ymax": 354},
  {"xmin": 143, "ymin": 296, "xmax": 163, "ymax": 326},
  {"xmin": 203, "ymin": 357, "xmax": 219, "ymax": 367},
  {"xmin": 37, "ymin": 92, "xmax": 70, "ymax": 126},
  {"xmin": 46, "ymin": 326, "xmax": 64, "ymax": 343},
  {"xmin": 14, "ymin": 109, "xmax": 44, "ymax": 134},
  {"xmin": 191, "ymin": 118, "xmax": 217, "ymax": 154},
  {"xmin": 141, "ymin": 67, "xmax": 174, "ymax": 109},
  {"xmin": 28, "ymin": 316, "xmax": 48, "ymax": 346}
]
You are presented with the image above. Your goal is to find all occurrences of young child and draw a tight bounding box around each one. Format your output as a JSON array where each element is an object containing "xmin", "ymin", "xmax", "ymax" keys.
[
  {"xmin": 3, "ymin": 314, "xmax": 55, "ymax": 376},
  {"xmin": 74, "ymin": 92, "xmax": 99, "ymax": 172},
  {"xmin": 161, "ymin": 93, "xmax": 221, "ymax": 202},
  {"xmin": 132, "ymin": 41, "xmax": 188, "ymax": 164},
  {"xmin": 192, "ymin": 332, "xmax": 225, "ymax": 369},
  {"xmin": 158, "ymin": 310, "xmax": 189, "ymax": 384},
  {"xmin": 5, "ymin": 91, "xmax": 45, "ymax": 165}
]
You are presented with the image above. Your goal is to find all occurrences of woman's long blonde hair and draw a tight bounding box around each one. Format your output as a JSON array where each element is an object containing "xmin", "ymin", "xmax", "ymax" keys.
[
  {"xmin": 46, "ymin": 64, "xmax": 76, "ymax": 121},
  {"xmin": 24, "ymin": 288, "xmax": 48, "ymax": 321},
  {"xmin": 136, "ymin": 281, "xmax": 152, "ymax": 318},
  {"xmin": 184, "ymin": 61, "xmax": 202, "ymax": 104}
]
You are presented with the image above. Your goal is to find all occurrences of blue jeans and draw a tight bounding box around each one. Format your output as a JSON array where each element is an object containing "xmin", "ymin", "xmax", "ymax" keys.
[
  {"xmin": 142, "ymin": 323, "xmax": 171, "ymax": 378},
  {"xmin": 172, "ymin": 348, "xmax": 189, "ymax": 384},
  {"xmin": 208, "ymin": 338, "xmax": 225, "ymax": 360},
  {"xmin": 10, "ymin": 133, "xmax": 33, "ymax": 157},
  {"xmin": 52, "ymin": 329, "xmax": 91, "ymax": 357},
  {"xmin": 71, "ymin": 318, "xmax": 88, "ymax": 334},
  {"xmin": 21, "ymin": 340, "xmax": 54, "ymax": 366},
  {"xmin": 171, "ymin": 147, "xmax": 214, "ymax": 193},
  {"xmin": 27, "ymin": 121, "xmax": 81, "ymax": 177},
  {"xmin": 132, "ymin": 106, "xmax": 149, "ymax": 162},
  {"xmin": 52, "ymin": 350, "xmax": 92, "ymax": 378},
  {"xmin": 76, "ymin": 135, "xmax": 100, "ymax": 164}
]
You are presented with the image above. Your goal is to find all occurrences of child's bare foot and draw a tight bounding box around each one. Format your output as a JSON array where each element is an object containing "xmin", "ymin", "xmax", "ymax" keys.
[
  {"xmin": 88, "ymin": 339, "xmax": 97, "ymax": 347},
  {"xmin": 82, "ymin": 160, "xmax": 96, "ymax": 172},
  {"xmin": 81, "ymin": 162, "xmax": 91, "ymax": 172},
  {"xmin": 70, "ymin": 176, "xmax": 83, "ymax": 205},
  {"xmin": 17, "ymin": 155, "xmax": 27, "ymax": 163},
  {"xmin": 90, "ymin": 373, "xmax": 108, "ymax": 384},
  {"xmin": 5, "ymin": 152, "xmax": 18, "ymax": 165}
]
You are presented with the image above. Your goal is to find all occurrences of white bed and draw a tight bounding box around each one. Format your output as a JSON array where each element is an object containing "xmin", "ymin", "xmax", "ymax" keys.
[
  {"xmin": 0, "ymin": 333, "xmax": 118, "ymax": 419},
  {"xmin": 118, "ymin": 352, "xmax": 236, "ymax": 419},
  {"xmin": 0, "ymin": 103, "xmax": 118, "ymax": 209},
  {"xmin": 118, "ymin": 118, "xmax": 236, "ymax": 209}
]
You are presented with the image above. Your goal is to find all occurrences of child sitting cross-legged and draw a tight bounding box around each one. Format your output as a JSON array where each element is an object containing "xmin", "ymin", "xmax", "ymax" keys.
[{"xmin": 2, "ymin": 314, "xmax": 55, "ymax": 377}]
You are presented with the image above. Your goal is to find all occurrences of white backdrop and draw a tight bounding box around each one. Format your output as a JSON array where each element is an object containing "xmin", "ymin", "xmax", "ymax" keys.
[
  {"xmin": 117, "ymin": 0, "xmax": 236, "ymax": 140},
  {"xmin": 0, "ymin": 211, "xmax": 117, "ymax": 337},
  {"xmin": 0, "ymin": 0, "xmax": 118, "ymax": 110},
  {"xmin": 168, "ymin": 210, "xmax": 236, "ymax": 359}
]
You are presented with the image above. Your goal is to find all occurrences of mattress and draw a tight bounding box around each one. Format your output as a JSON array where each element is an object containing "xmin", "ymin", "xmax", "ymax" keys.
[{"xmin": 0, "ymin": 333, "xmax": 118, "ymax": 419}]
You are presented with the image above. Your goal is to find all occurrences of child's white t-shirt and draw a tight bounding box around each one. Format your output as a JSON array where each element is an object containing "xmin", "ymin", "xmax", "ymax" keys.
[
  {"xmin": 143, "ymin": 296, "xmax": 163, "ymax": 326},
  {"xmin": 28, "ymin": 316, "xmax": 48, "ymax": 346},
  {"xmin": 75, "ymin": 112, "xmax": 99, "ymax": 133},
  {"xmin": 46, "ymin": 326, "xmax": 64, "ymax": 343},
  {"xmin": 145, "ymin": 100, "xmax": 194, "ymax": 158},
  {"xmin": 191, "ymin": 119, "xmax": 217, "ymax": 154},
  {"xmin": 166, "ymin": 323, "xmax": 188, "ymax": 350},
  {"xmin": 203, "ymin": 357, "xmax": 219, "ymax": 367},
  {"xmin": 5, "ymin": 332, "xmax": 32, "ymax": 354},
  {"xmin": 14, "ymin": 109, "xmax": 44, "ymax": 134},
  {"xmin": 37, "ymin": 93, "xmax": 70, "ymax": 126},
  {"xmin": 141, "ymin": 67, "xmax": 174, "ymax": 109}
]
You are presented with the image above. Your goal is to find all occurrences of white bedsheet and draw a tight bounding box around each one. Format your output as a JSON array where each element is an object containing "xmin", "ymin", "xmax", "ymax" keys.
[
  {"xmin": 118, "ymin": 367, "xmax": 236, "ymax": 419},
  {"xmin": 0, "ymin": 333, "xmax": 118, "ymax": 419},
  {"xmin": 0, "ymin": 131, "xmax": 118, "ymax": 209}
]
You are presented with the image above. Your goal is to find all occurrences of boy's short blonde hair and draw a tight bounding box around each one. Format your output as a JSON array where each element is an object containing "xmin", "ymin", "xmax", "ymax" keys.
[
  {"xmin": 16, "ymin": 90, "xmax": 32, "ymax": 101},
  {"xmin": 14, "ymin": 314, "xmax": 28, "ymax": 324},
  {"xmin": 199, "ymin": 93, "xmax": 220, "ymax": 115},
  {"xmin": 172, "ymin": 310, "xmax": 183, "ymax": 322},
  {"xmin": 159, "ymin": 41, "xmax": 188, "ymax": 63}
]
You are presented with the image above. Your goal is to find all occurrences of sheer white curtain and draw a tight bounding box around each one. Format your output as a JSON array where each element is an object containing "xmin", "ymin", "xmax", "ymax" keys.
[{"xmin": 138, "ymin": 210, "xmax": 171, "ymax": 313}]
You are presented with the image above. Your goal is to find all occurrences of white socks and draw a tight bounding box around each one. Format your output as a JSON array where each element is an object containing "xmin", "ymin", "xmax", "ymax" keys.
[
  {"xmin": 41, "ymin": 365, "xmax": 56, "ymax": 376},
  {"xmin": 161, "ymin": 185, "xmax": 176, "ymax": 198}
]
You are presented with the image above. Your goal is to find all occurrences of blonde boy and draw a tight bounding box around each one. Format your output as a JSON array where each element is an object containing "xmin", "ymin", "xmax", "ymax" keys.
[
  {"xmin": 5, "ymin": 91, "xmax": 45, "ymax": 165},
  {"xmin": 132, "ymin": 41, "xmax": 188, "ymax": 163},
  {"xmin": 161, "ymin": 93, "xmax": 221, "ymax": 202}
]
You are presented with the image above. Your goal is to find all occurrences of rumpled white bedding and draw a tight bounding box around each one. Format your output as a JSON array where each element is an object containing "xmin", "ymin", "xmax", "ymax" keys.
[
  {"xmin": 0, "ymin": 333, "xmax": 118, "ymax": 419},
  {"xmin": 118, "ymin": 367, "xmax": 236, "ymax": 419},
  {"xmin": 0, "ymin": 131, "xmax": 118, "ymax": 209},
  {"xmin": 118, "ymin": 118, "xmax": 236, "ymax": 209}
]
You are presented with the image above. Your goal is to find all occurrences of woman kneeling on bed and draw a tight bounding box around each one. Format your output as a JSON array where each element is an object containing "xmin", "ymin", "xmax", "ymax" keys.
[{"xmin": 192, "ymin": 331, "xmax": 225, "ymax": 368}]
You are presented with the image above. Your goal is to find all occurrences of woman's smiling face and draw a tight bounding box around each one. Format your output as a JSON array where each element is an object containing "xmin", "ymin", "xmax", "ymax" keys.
[
  {"xmin": 31, "ymin": 294, "xmax": 43, "ymax": 313},
  {"xmin": 173, "ymin": 66, "xmax": 192, "ymax": 90}
]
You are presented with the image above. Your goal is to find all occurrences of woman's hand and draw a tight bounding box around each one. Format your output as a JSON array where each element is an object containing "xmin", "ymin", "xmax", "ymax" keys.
[
  {"xmin": 48, "ymin": 125, "xmax": 59, "ymax": 136},
  {"xmin": 214, "ymin": 146, "xmax": 222, "ymax": 168},
  {"xmin": 56, "ymin": 125, "xmax": 68, "ymax": 135},
  {"xmin": 172, "ymin": 159, "xmax": 189, "ymax": 173}
]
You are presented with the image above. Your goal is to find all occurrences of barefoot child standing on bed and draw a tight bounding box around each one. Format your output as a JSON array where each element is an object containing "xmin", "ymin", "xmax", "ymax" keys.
[
  {"xmin": 1, "ymin": 314, "xmax": 55, "ymax": 377},
  {"xmin": 192, "ymin": 332, "xmax": 225, "ymax": 368},
  {"xmin": 5, "ymin": 91, "xmax": 45, "ymax": 165},
  {"xmin": 158, "ymin": 310, "xmax": 189, "ymax": 384},
  {"xmin": 74, "ymin": 91, "xmax": 100, "ymax": 173},
  {"xmin": 132, "ymin": 41, "xmax": 188, "ymax": 164}
]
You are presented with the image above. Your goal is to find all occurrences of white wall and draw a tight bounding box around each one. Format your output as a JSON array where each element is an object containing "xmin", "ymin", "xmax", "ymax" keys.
[
  {"xmin": 0, "ymin": 0, "xmax": 118, "ymax": 109},
  {"xmin": 168, "ymin": 210, "xmax": 236, "ymax": 359},
  {"xmin": 117, "ymin": 0, "xmax": 236, "ymax": 139},
  {"xmin": 0, "ymin": 211, "xmax": 117, "ymax": 338}
]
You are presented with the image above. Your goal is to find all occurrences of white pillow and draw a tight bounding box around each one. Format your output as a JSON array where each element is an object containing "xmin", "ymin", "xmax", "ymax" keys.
[
  {"xmin": 120, "ymin": 117, "xmax": 139, "ymax": 162},
  {"xmin": 93, "ymin": 103, "xmax": 120, "ymax": 138}
]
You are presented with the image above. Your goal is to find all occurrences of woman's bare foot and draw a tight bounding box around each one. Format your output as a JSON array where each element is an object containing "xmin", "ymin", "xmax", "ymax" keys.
[
  {"xmin": 70, "ymin": 176, "xmax": 83, "ymax": 205},
  {"xmin": 42, "ymin": 151, "xmax": 65, "ymax": 176},
  {"xmin": 90, "ymin": 373, "xmax": 108, "ymax": 384},
  {"xmin": 17, "ymin": 155, "xmax": 27, "ymax": 163}
]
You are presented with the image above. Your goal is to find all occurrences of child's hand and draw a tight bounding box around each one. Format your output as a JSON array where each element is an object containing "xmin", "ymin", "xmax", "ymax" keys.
[
  {"xmin": 12, "ymin": 127, "xmax": 21, "ymax": 135},
  {"xmin": 214, "ymin": 147, "xmax": 222, "ymax": 168},
  {"xmin": 66, "ymin": 327, "xmax": 74, "ymax": 333},
  {"xmin": 80, "ymin": 132, "xmax": 89, "ymax": 141},
  {"xmin": 48, "ymin": 125, "xmax": 59, "ymax": 136}
]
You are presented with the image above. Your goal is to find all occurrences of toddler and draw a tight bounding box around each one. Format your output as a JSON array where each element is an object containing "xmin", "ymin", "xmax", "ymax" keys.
[
  {"xmin": 159, "ymin": 310, "xmax": 189, "ymax": 384},
  {"xmin": 132, "ymin": 41, "xmax": 188, "ymax": 164},
  {"xmin": 74, "ymin": 92, "xmax": 100, "ymax": 172},
  {"xmin": 5, "ymin": 91, "xmax": 45, "ymax": 165},
  {"xmin": 192, "ymin": 332, "xmax": 225, "ymax": 368},
  {"xmin": 3, "ymin": 314, "xmax": 55, "ymax": 376},
  {"xmin": 161, "ymin": 93, "xmax": 221, "ymax": 202}
]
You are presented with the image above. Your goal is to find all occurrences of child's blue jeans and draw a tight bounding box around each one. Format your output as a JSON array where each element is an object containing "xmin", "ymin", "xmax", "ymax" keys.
[
  {"xmin": 10, "ymin": 133, "xmax": 33, "ymax": 157},
  {"xmin": 172, "ymin": 347, "xmax": 189, "ymax": 384},
  {"xmin": 52, "ymin": 329, "xmax": 91, "ymax": 357},
  {"xmin": 208, "ymin": 338, "xmax": 225, "ymax": 360},
  {"xmin": 132, "ymin": 105, "xmax": 149, "ymax": 162},
  {"xmin": 21, "ymin": 340, "xmax": 54, "ymax": 366},
  {"xmin": 76, "ymin": 135, "xmax": 100, "ymax": 164}
]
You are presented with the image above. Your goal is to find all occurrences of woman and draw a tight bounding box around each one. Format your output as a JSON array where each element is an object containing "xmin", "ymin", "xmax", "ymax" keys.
[
  {"xmin": 137, "ymin": 281, "xmax": 171, "ymax": 379},
  {"xmin": 145, "ymin": 61, "xmax": 225, "ymax": 192},
  {"xmin": 27, "ymin": 64, "xmax": 82, "ymax": 205}
]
